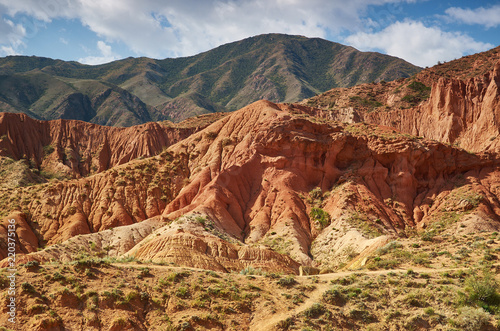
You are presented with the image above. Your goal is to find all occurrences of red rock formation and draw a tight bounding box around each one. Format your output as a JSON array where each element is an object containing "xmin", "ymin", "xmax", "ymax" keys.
[
  {"xmin": 148, "ymin": 100, "xmax": 500, "ymax": 266},
  {"xmin": 364, "ymin": 61, "xmax": 500, "ymax": 154},
  {"xmin": 0, "ymin": 112, "xmax": 198, "ymax": 178},
  {"xmin": 2, "ymin": 100, "xmax": 500, "ymax": 272},
  {"xmin": 0, "ymin": 150, "xmax": 190, "ymax": 260}
]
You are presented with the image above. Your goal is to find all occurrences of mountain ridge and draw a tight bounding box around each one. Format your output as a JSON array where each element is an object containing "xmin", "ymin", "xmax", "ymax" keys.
[{"xmin": 0, "ymin": 34, "xmax": 421, "ymax": 125}]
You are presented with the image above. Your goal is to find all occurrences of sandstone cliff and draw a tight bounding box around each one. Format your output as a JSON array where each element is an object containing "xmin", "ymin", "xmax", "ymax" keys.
[
  {"xmin": 303, "ymin": 49, "xmax": 500, "ymax": 155},
  {"xmin": 0, "ymin": 112, "xmax": 198, "ymax": 179},
  {"xmin": 2, "ymin": 100, "xmax": 500, "ymax": 273},
  {"xmin": 364, "ymin": 61, "xmax": 500, "ymax": 154}
]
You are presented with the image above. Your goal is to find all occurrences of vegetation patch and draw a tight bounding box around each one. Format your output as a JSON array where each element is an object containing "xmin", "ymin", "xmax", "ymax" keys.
[
  {"xmin": 349, "ymin": 95, "xmax": 383, "ymax": 111},
  {"xmin": 309, "ymin": 207, "xmax": 331, "ymax": 229},
  {"xmin": 401, "ymin": 81, "xmax": 431, "ymax": 106},
  {"xmin": 347, "ymin": 212, "xmax": 383, "ymax": 239}
]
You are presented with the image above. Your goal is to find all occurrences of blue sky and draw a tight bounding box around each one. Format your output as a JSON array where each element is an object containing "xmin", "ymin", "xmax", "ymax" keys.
[{"xmin": 0, "ymin": 0, "xmax": 499, "ymax": 67}]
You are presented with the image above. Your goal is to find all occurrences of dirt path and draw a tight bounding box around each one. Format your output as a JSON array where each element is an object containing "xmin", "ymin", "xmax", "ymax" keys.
[
  {"xmin": 248, "ymin": 266, "xmax": 482, "ymax": 331},
  {"xmin": 109, "ymin": 262, "xmax": 486, "ymax": 331}
]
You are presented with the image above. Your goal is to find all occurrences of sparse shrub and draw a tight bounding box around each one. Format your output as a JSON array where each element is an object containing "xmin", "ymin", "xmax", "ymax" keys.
[
  {"xmin": 102, "ymin": 288, "xmax": 124, "ymax": 302},
  {"xmin": 303, "ymin": 303, "xmax": 325, "ymax": 318},
  {"xmin": 205, "ymin": 131, "xmax": 218, "ymax": 140},
  {"xmin": 179, "ymin": 321, "xmax": 192, "ymax": 330},
  {"xmin": 288, "ymin": 293, "xmax": 301, "ymax": 304},
  {"xmin": 240, "ymin": 266, "xmax": 264, "ymax": 275},
  {"xmin": 424, "ymin": 307, "xmax": 435, "ymax": 315},
  {"xmin": 221, "ymin": 137, "xmax": 233, "ymax": 147},
  {"xmin": 308, "ymin": 187, "xmax": 323, "ymax": 203},
  {"xmin": 451, "ymin": 307, "xmax": 491, "ymax": 331},
  {"xmin": 175, "ymin": 287, "xmax": 190, "ymax": 298},
  {"xmin": 349, "ymin": 308, "xmax": 377, "ymax": 323},
  {"xmin": 195, "ymin": 216, "xmax": 206, "ymax": 226},
  {"xmin": 460, "ymin": 271, "xmax": 500, "ymax": 310},
  {"xmin": 24, "ymin": 260, "xmax": 40, "ymax": 268},
  {"xmin": 401, "ymin": 81, "xmax": 431, "ymax": 106},
  {"xmin": 483, "ymin": 250, "xmax": 496, "ymax": 261},
  {"xmin": 165, "ymin": 271, "xmax": 190, "ymax": 283},
  {"xmin": 310, "ymin": 207, "xmax": 331, "ymax": 228},
  {"xmin": 265, "ymin": 272, "xmax": 281, "ymax": 279},
  {"xmin": 421, "ymin": 230, "xmax": 436, "ymax": 242},
  {"xmin": 366, "ymin": 258, "xmax": 400, "ymax": 270},
  {"xmin": 322, "ymin": 288, "xmax": 346, "ymax": 306},
  {"xmin": 43, "ymin": 145, "xmax": 55, "ymax": 156},
  {"xmin": 276, "ymin": 317, "xmax": 294, "ymax": 330},
  {"xmin": 137, "ymin": 267, "xmax": 150, "ymax": 279},
  {"xmin": 343, "ymin": 244, "xmax": 358, "ymax": 260},
  {"xmin": 124, "ymin": 291, "xmax": 139, "ymax": 303},
  {"xmin": 277, "ymin": 276, "xmax": 296, "ymax": 287},
  {"xmin": 140, "ymin": 291, "xmax": 149, "ymax": 301},
  {"xmin": 404, "ymin": 291, "xmax": 427, "ymax": 307},
  {"xmin": 21, "ymin": 282, "xmax": 37, "ymax": 294},
  {"xmin": 205, "ymin": 270, "xmax": 220, "ymax": 278}
]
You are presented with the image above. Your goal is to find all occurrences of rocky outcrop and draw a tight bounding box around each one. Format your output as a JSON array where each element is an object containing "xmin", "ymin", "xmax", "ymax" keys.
[
  {"xmin": 155, "ymin": 100, "xmax": 500, "ymax": 267},
  {"xmin": 0, "ymin": 112, "xmax": 199, "ymax": 178},
  {"xmin": 0, "ymin": 150, "xmax": 190, "ymax": 259},
  {"xmin": 364, "ymin": 61, "xmax": 500, "ymax": 154},
  {"xmin": 3, "ymin": 100, "xmax": 500, "ymax": 272},
  {"xmin": 1, "ymin": 217, "xmax": 165, "ymax": 265},
  {"xmin": 126, "ymin": 214, "xmax": 300, "ymax": 273}
]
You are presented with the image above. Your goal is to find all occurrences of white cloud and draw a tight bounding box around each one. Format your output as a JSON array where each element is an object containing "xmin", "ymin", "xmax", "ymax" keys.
[
  {"xmin": 0, "ymin": 45, "xmax": 18, "ymax": 56},
  {"xmin": 0, "ymin": 5, "xmax": 26, "ymax": 55},
  {"xmin": 445, "ymin": 5, "xmax": 500, "ymax": 28},
  {"xmin": 78, "ymin": 40, "xmax": 119, "ymax": 65},
  {"xmin": 345, "ymin": 20, "xmax": 493, "ymax": 67},
  {"xmin": 0, "ymin": 0, "xmax": 418, "ymax": 58}
]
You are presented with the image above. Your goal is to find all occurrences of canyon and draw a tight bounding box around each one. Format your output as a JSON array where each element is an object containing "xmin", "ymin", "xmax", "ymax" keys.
[{"xmin": 1, "ymin": 45, "xmax": 500, "ymax": 330}]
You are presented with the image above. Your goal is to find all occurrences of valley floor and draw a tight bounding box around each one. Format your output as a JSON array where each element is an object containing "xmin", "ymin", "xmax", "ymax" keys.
[{"xmin": 2, "ymin": 229, "xmax": 500, "ymax": 331}]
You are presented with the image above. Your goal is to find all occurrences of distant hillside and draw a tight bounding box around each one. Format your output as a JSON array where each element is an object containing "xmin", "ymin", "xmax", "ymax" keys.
[{"xmin": 0, "ymin": 34, "xmax": 421, "ymax": 125}]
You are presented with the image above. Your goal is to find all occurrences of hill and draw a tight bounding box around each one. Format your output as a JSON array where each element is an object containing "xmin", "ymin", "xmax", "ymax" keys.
[
  {"xmin": 0, "ymin": 100, "xmax": 498, "ymax": 267},
  {"xmin": 302, "ymin": 45, "xmax": 500, "ymax": 154},
  {"xmin": 1, "ymin": 100, "xmax": 500, "ymax": 330},
  {"xmin": 5, "ymin": 39, "xmax": 500, "ymax": 331},
  {"xmin": 0, "ymin": 34, "xmax": 421, "ymax": 125},
  {"xmin": 0, "ymin": 111, "xmax": 225, "ymax": 186}
]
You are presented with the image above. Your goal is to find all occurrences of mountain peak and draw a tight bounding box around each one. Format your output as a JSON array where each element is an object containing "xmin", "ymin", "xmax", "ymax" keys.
[{"xmin": 0, "ymin": 34, "xmax": 420, "ymax": 125}]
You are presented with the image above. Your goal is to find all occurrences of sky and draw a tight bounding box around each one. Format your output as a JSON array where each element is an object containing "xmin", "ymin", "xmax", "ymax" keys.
[{"xmin": 0, "ymin": 0, "xmax": 499, "ymax": 67}]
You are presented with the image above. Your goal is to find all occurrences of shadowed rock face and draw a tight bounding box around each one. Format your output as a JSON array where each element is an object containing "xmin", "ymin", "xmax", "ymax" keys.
[{"xmin": 1, "ymin": 98, "xmax": 500, "ymax": 273}]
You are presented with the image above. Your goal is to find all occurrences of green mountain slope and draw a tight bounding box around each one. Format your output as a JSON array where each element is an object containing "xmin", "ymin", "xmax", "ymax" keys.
[{"xmin": 0, "ymin": 34, "xmax": 421, "ymax": 125}]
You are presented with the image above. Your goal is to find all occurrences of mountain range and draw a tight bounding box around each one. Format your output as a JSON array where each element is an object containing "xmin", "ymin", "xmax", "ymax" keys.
[{"xmin": 0, "ymin": 34, "xmax": 420, "ymax": 126}]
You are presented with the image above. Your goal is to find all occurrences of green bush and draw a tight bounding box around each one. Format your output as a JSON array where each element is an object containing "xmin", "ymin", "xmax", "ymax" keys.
[
  {"xmin": 240, "ymin": 266, "xmax": 264, "ymax": 275},
  {"xmin": 277, "ymin": 276, "xmax": 296, "ymax": 287},
  {"xmin": 43, "ymin": 145, "xmax": 55, "ymax": 156},
  {"xmin": 462, "ymin": 271, "xmax": 500, "ymax": 310},
  {"xmin": 276, "ymin": 317, "xmax": 294, "ymax": 330},
  {"xmin": 376, "ymin": 241, "xmax": 403, "ymax": 255},
  {"xmin": 303, "ymin": 303, "xmax": 325, "ymax": 318},
  {"xmin": 402, "ymin": 81, "xmax": 431, "ymax": 106},
  {"xmin": 322, "ymin": 288, "xmax": 346, "ymax": 306},
  {"xmin": 175, "ymin": 287, "xmax": 190, "ymax": 298},
  {"xmin": 21, "ymin": 282, "xmax": 37, "ymax": 294},
  {"xmin": 310, "ymin": 207, "xmax": 331, "ymax": 228},
  {"xmin": 451, "ymin": 307, "xmax": 491, "ymax": 331},
  {"xmin": 24, "ymin": 260, "xmax": 40, "ymax": 268}
]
